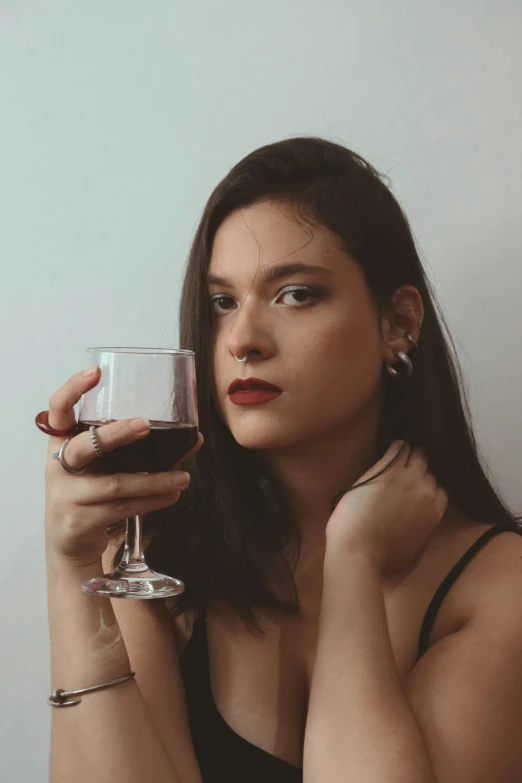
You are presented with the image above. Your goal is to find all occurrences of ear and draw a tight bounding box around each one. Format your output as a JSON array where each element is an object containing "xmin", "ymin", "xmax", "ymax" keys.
[{"xmin": 380, "ymin": 285, "xmax": 424, "ymax": 364}]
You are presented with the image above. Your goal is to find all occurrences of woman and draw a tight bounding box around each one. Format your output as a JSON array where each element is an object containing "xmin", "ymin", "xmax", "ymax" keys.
[{"xmin": 42, "ymin": 137, "xmax": 522, "ymax": 783}]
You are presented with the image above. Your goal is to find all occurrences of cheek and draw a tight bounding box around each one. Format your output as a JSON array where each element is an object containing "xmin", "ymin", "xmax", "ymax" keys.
[
  {"xmin": 208, "ymin": 352, "xmax": 223, "ymax": 415},
  {"xmin": 289, "ymin": 321, "xmax": 382, "ymax": 411}
]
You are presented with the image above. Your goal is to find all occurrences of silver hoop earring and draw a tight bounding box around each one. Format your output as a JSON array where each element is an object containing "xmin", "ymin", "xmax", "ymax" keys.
[{"xmin": 386, "ymin": 332, "xmax": 418, "ymax": 378}]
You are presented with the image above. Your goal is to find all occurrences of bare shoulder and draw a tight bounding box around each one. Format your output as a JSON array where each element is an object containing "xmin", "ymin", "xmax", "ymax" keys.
[
  {"xmin": 428, "ymin": 513, "xmax": 522, "ymax": 622},
  {"xmin": 462, "ymin": 522, "xmax": 522, "ymax": 608}
]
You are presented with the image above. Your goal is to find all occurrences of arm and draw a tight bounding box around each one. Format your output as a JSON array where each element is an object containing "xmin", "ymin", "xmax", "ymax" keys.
[
  {"xmin": 47, "ymin": 554, "xmax": 184, "ymax": 783},
  {"xmin": 101, "ymin": 540, "xmax": 203, "ymax": 783},
  {"xmin": 303, "ymin": 534, "xmax": 522, "ymax": 783},
  {"xmin": 43, "ymin": 368, "xmax": 204, "ymax": 783},
  {"xmin": 303, "ymin": 547, "xmax": 436, "ymax": 783}
]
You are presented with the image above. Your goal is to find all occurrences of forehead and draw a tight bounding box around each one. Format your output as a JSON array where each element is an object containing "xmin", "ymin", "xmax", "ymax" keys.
[{"xmin": 209, "ymin": 201, "xmax": 345, "ymax": 276}]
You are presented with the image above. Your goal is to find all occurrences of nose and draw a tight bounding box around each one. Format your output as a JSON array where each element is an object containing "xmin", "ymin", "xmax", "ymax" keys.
[{"xmin": 226, "ymin": 293, "xmax": 273, "ymax": 362}]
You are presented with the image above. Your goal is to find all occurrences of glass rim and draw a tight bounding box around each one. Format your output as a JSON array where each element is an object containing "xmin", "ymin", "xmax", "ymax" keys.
[{"xmin": 85, "ymin": 346, "xmax": 194, "ymax": 356}]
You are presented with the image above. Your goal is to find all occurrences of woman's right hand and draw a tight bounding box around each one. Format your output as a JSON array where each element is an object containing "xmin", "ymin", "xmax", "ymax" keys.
[{"xmin": 44, "ymin": 366, "xmax": 204, "ymax": 569}]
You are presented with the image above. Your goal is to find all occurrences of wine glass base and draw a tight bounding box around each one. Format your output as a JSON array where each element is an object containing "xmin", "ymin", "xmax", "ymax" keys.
[{"xmin": 81, "ymin": 568, "xmax": 185, "ymax": 599}]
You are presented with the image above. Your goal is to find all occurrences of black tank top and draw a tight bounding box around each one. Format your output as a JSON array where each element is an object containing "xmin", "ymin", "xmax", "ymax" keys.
[{"xmin": 179, "ymin": 523, "xmax": 521, "ymax": 782}]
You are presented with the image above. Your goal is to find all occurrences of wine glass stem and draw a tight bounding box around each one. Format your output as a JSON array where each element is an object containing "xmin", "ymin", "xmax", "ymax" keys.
[{"xmin": 118, "ymin": 515, "xmax": 148, "ymax": 574}]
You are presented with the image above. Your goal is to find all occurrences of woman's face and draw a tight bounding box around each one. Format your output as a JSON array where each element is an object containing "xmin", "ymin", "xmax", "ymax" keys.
[{"xmin": 208, "ymin": 199, "xmax": 390, "ymax": 453}]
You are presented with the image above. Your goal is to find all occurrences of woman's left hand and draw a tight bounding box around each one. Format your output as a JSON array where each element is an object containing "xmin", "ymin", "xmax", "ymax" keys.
[{"xmin": 325, "ymin": 440, "xmax": 449, "ymax": 575}]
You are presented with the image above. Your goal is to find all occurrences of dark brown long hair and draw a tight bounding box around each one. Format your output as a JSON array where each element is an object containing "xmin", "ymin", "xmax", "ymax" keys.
[{"xmin": 111, "ymin": 136, "xmax": 521, "ymax": 634}]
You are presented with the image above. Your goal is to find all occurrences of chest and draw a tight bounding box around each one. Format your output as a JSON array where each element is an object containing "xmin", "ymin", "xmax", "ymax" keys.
[{"xmin": 200, "ymin": 522, "xmax": 488, "ymax": 769}]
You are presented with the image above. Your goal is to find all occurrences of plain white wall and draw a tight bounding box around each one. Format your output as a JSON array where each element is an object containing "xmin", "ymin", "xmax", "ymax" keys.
[{"xmin": 1, "ymin": 0, "xmax": 521, "ymax": 778}]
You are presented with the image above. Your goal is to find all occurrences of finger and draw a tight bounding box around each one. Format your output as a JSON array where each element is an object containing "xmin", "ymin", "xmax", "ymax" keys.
[
  {"xmin": 74, "ymin": 469, "xmax": 191, "ymax": 505},
  {"xmin": 48, "ymin": 366, "xmax": 101, "ymax": 434},
  {"xmin": 90, "ymin": 490, "xmax": 183, "ymax": 526},
  {"xmin": 384, "ymin": 439, "xmax": 410, "ymax": 467},
  {"xmin": 408, "ymin": 446, "xmax": 429, "ymax": 471},
  {"xmin": 51, "ymin": 416, "xmax": 152, "ymax": 472}
]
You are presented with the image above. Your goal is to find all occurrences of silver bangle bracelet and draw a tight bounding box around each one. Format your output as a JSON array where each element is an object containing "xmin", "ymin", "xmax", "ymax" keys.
[{"xmin": 48, "ymin": 671, "xmax": 136, "ymax": 708}]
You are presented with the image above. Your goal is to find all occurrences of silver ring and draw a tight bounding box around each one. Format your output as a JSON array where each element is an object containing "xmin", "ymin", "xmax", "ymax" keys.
[
  {"xmin": 51, "ymin": 439, "xmax": 88, "ymax": 475},
  {"xmin": 89, "ymin": 425, "xmax": 104, "ymax": 459}
]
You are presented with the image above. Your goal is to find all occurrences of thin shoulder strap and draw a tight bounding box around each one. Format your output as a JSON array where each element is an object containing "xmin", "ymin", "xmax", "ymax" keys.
[{"xmin": 417, "ymin": 523, "xmax": 522, "ymax": 660}]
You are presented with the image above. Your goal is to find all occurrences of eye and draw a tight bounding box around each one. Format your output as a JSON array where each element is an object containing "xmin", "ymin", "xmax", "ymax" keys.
[{"xmin": 210, "ymin": 286, "xmax": 324, "ymax": 315}]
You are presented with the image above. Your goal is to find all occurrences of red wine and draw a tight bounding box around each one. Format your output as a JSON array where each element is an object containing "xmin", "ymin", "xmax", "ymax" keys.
[{"xmin": 78, "ymin": 420, "xmax": 198, "ymax": 473}]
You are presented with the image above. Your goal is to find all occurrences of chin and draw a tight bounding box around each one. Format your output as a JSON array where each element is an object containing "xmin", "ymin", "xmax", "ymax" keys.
[
  {"xmin": 230, "ymin": 431, "xmax": 282, "ymax": 451},
  {"xmin": 227, "ymin": 421, "xmax": 301, "ymax": 452}
]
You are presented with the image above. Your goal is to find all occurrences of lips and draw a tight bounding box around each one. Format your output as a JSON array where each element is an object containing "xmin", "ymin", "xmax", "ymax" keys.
[{"xmin": 228, "ymin": 377, "xmax": 282, "ymax": 394}]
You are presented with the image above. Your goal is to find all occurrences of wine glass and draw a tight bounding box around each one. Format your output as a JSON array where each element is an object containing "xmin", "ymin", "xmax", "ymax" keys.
[{"xmin": 77, "ymin": 347, "xmax": 198, "ymax": 599}]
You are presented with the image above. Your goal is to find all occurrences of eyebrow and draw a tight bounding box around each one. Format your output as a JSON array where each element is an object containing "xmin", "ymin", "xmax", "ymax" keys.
[{"xmin": 206, "ymin": 262, "xmax": 333, "ymax": 287}]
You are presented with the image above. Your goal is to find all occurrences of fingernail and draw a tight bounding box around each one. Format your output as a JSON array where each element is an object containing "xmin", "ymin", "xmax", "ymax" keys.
[
  {"xmin": 82, "ymin": 365, "xmax": 98, "ymax": 377},
  {"xmin": 130, "ymin": 417, "xmax": 150, "ymax": 432},
  {"xmin": 174, "ymin": 472, "xmax": 191, "ymax": 488}
]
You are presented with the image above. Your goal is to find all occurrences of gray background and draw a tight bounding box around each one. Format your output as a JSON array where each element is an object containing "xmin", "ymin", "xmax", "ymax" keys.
[{"xmin": 1, "ymin": 1, "xmax": 521, "ymax": 778}]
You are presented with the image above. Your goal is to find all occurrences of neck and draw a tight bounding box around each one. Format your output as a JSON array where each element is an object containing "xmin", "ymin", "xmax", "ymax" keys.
[{"xmin": 265, "ymin": 397, "xmax": 383, "ymax": 562}]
